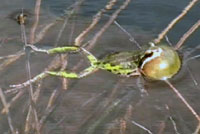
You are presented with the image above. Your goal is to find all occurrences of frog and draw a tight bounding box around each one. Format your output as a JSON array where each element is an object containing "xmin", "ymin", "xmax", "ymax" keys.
[{"xmin": 27, "ymin": 42, "xmax": 181, "ymax": 81}]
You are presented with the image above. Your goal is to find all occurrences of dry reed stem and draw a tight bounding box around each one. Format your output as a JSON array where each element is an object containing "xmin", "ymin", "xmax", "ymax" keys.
[
  {"xmin": 34, "ymin": 23, "xmax": 57, "ymax": 43},
  {"xmin": 77, "ymin": 91, "xmax": 107, "ymax": 129},
  {"xmin": 25, "ymin": 33, "xmax": 40, "ymax": 133},
  {"xmin": 25, "ymin": 99, "xmax": 41, "ymax": 133},
  {"xmin": 54, "ymin": 0, "xmax": 85, "ymax": 47},
  {"xmin": 2, "ymin": 90, "xmax": 24, "ymax": 114},
  {"xmin": 154, "ymin": 0, "xmax": 198, "ymax": 44},
  {"xmin": 113, "ymin": 20, "xmax": 142, "ymax": 49},
  {"xmin": 86, "ymin": 99, "xmax": 121, "ymax": 134},
  {"xmin": 193, "ymin": 122, "xmax": 200, "ymax": 134},
  {"xmin": 54, "ymin": 12, "xmax": 71, "ymax": 47},
  {"xmin": 0, "ymin": 50, "xmax": 24, "ymax": 61},
  {"xmin": 186, "ymin": 65, "xmax": 198, "ymax": 86},
  {"xmin": 24, "ymin": 107, "xmax": 33, "ymax": 133},
  {"xmin": 24, "ymin": 106, "xmax": 40, "ymax": 134},
  {"xmin": 29, "ymin": 0, "xmax": 41, "ymax": 44},
  {"xmin": 104, "ymin": 78, "xmax": 126, "ymax": 107},
  {"xmin": 60, "ymin": 54, "xmax": 69, "ymax": 90},
  {"xmin": 0, "ymin": 88, "xmax": 16, "ymax": 134},
  {"xmin": 165, "ymin": 80, "xmax": 200, "ymax": 122},
  {"xmin": 175, "ymin": 19, "xmax": 200, "ymax": 50},
  {"xmin": 39, "ymin": 89, "xmax": 58, "ymax": 131},
  {"xmin": 33, "ymin": 82, "xmax": 42, "ymax": 102},
  {"xmin": 75, "ymin": 0, "xmax": 118, "ymax": 46},
  {"xmin": 87, "ymin": 0, "xmax": 131, "ymax": 50},
  {"xmin": 0, "ymin": 53, "xmax": 24, "ymax": 72},
  {"xmin": 185, "ymin": 44, "xmax": 200, "ymax": 58},
  {"xmin": 25, "ymin": 80, "xmax": 40, "ymax": 133}
]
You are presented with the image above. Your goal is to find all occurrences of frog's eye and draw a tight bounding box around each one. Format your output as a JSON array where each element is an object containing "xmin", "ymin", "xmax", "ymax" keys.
[
  {"xmin": 144, "ymin": 51, "xmax": 153, "ymax": 58},
  {"xmin": 138, "ymin": 51, "xmax": 153, "ymax": 69},
  {"xmin": 139, "ymin": 47, "xmax": 163, "ymax": 69}
]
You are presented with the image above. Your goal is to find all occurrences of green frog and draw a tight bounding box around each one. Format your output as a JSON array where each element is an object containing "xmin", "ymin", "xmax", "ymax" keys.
[{"xmin": 30, "ymin": 42, "xmax": 181, "ymax": 81}]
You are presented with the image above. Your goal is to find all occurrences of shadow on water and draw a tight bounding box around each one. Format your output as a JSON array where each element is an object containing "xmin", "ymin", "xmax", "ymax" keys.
[{"xmin": 0, "ymin": 0, "xmax": 200, "ymax": 134}]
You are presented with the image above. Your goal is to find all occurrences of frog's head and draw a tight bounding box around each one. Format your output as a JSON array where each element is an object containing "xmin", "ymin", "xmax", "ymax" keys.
[{"xmin": 140, "ymin": 43, "xmax": 181, "ymax": 80}]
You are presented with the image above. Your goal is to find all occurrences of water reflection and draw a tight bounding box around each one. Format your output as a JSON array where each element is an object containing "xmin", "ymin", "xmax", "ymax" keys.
[{"xmin": 0, "ymin": 0, "xmax": 200, "ymax": 134}]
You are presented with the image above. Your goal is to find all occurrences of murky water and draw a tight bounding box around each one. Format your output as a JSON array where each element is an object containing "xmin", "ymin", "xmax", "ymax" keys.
[{"xmin": 0, "ymin": 0, "xmax": 200, "ymax": 134}]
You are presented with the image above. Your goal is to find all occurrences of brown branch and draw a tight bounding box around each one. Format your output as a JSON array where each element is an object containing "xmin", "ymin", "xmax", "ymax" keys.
[
  {"xmin": 154, "ymin": 0, "xmax": 198, "ymax": 44},
  {"xmin": 175, "ymin": 19, "xmax": 200, "ymax": 50},
  {"xmin": 39, "ymin": 89, "xmax": 59, "ymax": 131},
  {"xmin": 29, "ymin": 0, "xmax": 41, "ymax": 44},
  {"xmin": 165, "ymin": 80, "xmax": 200, "ymax": 122},
  {"xmin": 75, "ymin": 0, "xmax": 118, "ymax": 46},
  {"xmin": 0, "ymin": 88, "xmax": 16, "ymax": 134},
  {"xmin": 87, "ymin": 0, "xmax": 131, "ymax": 50},
  {"xmin": 194, "ymin": 123, "xmax": 200, "ymax": 134}
]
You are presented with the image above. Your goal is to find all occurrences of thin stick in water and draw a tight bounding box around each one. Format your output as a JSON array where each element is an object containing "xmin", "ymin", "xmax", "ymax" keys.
[
  {"xmin": 154, "ymin": 0, "xmax": 198, "ymax": 44},
  {"xmin": 29, "ymin": 0, "xmax": 41, "ymax": 44},
  {"xmin": 0, "ymin": 88, "xmax": 16, "ymax": 134},
  {"xmin": 75, "ymin": 0, "xmax": 118, "ymax": 46},
  {"xmin": 131, "ymin": 120, "xmax": 153, "ymax": 134},
  {"xmin": 87, "ymin": 0, "xmax": 131, "ymax": 50},
  {"xmin": 175, "ymin": 19, "xmax": 200, "ymax": 50},
  {"xmin": 165, "ymin": 79, "xmax": 200, "ymax": 122}
]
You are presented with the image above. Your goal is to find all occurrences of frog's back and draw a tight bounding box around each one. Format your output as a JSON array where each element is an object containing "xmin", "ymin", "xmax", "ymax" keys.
[{"xmin": 96, "ymin": 51, "xmax": 144, "ymax": 75}]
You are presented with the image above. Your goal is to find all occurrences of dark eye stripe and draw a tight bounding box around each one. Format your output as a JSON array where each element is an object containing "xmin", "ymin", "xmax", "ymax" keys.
[{"xmin": 138, "ymin": 52, "xmax": 153, "ymax": 68}]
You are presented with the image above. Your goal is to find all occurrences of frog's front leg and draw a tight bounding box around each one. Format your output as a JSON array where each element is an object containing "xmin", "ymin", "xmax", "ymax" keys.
[{"xmin": 47, "ymin": 66, "xmax": 98, "ymax": 78}]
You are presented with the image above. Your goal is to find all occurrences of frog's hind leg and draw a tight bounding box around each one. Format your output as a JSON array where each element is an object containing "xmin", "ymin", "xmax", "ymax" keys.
[
  {"xmin": 47, "ymin": 66, "xmax": 98, "ymax": 78},
  {"xmin": 80, "ymin": 47, "xmax": 98, "ymax": 66},
  {"xmin": 27, "ymin": 45, "xmax": 98, "ymax": 66},
  {"xmin": 47, "ymin": 48, "xmax": 99, "ymax": 78},
  {"xmin": 26, "ymin": 44, "xmax": 80, "ymax": 54}
]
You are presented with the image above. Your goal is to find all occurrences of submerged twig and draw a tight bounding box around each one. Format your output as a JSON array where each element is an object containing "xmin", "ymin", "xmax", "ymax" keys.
[
  {"xmin": 0, "ymin": 88, "xmax": 16, "ymax": 134},
  {"xmin": 193, "ymin": 122, "xmax": 200, "ymax": 134},
  {"xmin": 39, "ymin": 89, "xmax": 59, "ymax": 131},
  {"xmin": 86, "ymin": 100, "xmax": 121, "ymax": 134},
  {"xmin": 131, "ymin": 120, "xmax": 153, "ymax": 134},
  {"xmin": 165, "ymin": 105, "xmax": 180, "ymax": 134},
  {"xmin": 55, "ymin": 0, "xmax": 85, "ymax": 46},
  {"xmin": 113, "ymin": 20, "xmax": 142, "ymax": 49},
  {"xmin": 165, "ymin": 80, "xmax": 200, "ymax": 122},
  {"xmin": 186, "ymin": 65, "xmax": 198, "ymax": 86}
]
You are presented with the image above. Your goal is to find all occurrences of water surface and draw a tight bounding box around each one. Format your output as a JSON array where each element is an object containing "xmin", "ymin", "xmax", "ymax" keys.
[{"xmin": 0, "ymin": 0, "xmax": 200, "ymax": 134}]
